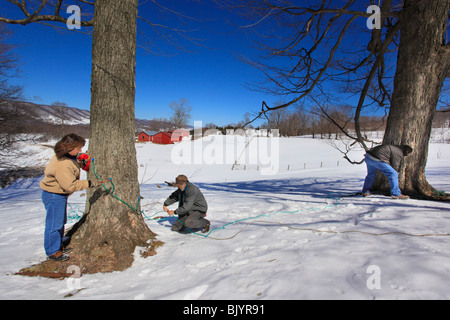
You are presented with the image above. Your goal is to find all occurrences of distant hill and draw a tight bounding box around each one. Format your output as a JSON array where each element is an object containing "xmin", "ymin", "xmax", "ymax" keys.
[
  {"xmin": 14, "ymin": 101, "xmax": 91, "ymax": 125},
  {"xmin": 1, "ymin": 100, "xmax": 171, "ymax": 137}
]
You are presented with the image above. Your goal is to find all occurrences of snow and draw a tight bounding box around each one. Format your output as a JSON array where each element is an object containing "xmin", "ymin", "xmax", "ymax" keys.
[{"xmin": 0, "ymin": 135, "xmax": 450, "ymax": 300}]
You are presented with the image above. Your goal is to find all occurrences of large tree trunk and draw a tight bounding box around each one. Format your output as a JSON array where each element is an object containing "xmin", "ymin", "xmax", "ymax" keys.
[
  {"xmin": 374, "ymin": 0, "xmax": 450, "ymax": 199},
  {"xmin": 67, "ymin": 0, "xmax": 157, "ymax": 273},
  {"xmin": 17, "ymin": 0, "xmax": 159, "ymax": 277}
]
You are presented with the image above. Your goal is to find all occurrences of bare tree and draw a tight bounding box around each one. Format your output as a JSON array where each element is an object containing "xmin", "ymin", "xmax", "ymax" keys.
[
  {"xmin": 147, "ymin": 117, "xmax": 170, "ymax": 131},
  {"xmin": 291, "ymin": 104, "xmax": 310, "ymax": 136},
  {"xmin": 380, "ymin": 0, "xmax": 450, "ymax": 198},
  {"xmin": 267, "ymin": 104, "xmax": 287, "ymax": 133},
  {"xmin": 169, "ymin": 98, "xmax": 192, "ymax": 129},
  {"xmin": 219, "ymin": 0, "xmax": 450, "ymax": 199},
  {"xmin": 51, "ymin": 101, "xmax": 68, "ymax": 137},
  {"xmin": 0, "ymin": 0, "xmax": 203, "ymax": 274},
  {"xmin": 0, "ymin": 103, "xmax": 27, "ymax": 168},
  {"xmin": 0, "ymin": 24, "xmax": 26, "ymax": 168}
]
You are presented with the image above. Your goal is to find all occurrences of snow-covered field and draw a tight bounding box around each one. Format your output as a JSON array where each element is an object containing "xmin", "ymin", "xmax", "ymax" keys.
[{"xmin": 0, "ymin": 135, "xmax": 449, "ymax": 300}]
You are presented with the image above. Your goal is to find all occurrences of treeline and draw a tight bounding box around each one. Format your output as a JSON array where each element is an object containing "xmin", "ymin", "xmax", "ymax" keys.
[
  {"xmin": 434, "ymin": 111, "xmax": 450, "ymax": 128},
  {"xmin": 243, "ymin": 106, "xmax": 448, "ymax": 138},
  {"xmin": 198, "ymin": 107, "xmax": 388, "ymax": 138}
]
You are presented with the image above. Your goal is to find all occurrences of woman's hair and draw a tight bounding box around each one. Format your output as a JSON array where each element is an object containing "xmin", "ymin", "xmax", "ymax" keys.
[{"xmin": 54, "ymin": 133, "xmax": 86, "ymax": 159}]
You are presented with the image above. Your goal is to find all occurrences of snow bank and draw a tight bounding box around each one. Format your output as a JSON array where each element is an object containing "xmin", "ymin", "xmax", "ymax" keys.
[{"xmin": 0, "ymin": 137, "xmax": 449, "ymax": 300}]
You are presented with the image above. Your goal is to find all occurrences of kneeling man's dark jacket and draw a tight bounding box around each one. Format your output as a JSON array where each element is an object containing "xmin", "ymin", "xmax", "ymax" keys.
[{"xmin": 163, "ymin": 182, "xmax": 208, "ymax": 215}]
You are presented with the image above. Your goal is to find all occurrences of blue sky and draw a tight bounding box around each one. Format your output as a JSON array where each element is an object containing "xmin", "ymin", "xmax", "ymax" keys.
[
  {"xmin": 6, "ymin": 1, "xmax": 438, "ymax": 127},
  {"xmin": 2, "ymin": 1, "xmax": 272, "ymax": 127}
]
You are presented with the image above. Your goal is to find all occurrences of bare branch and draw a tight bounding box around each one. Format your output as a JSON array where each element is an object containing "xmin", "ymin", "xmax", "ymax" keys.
[
  {"xmin": 310, "ymin": 96, "xmax": 358, "ymax": 141},
  {"xmin": 242, "ymin": 13, "xmax": 359, "ymax": 127},
  {"xmin": 264, "ymin": 4, "xmax": 400, "ymax": 19},
  {"xmin": 354, "ymin": 20, "xmax": 402, "ymax": 150},
  {"xmin": 0, "ymin": 0, "xmax": 94, "ymax": 26}
]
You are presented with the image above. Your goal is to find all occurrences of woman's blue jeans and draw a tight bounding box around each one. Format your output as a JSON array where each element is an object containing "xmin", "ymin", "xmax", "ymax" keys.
[
  {"xmin": 362, "ymin": 155, "xmax": 402, "ymax": 196},
  {"xmin": 42, "ymin": 190, "xmax": 68, "ymax": 256}
]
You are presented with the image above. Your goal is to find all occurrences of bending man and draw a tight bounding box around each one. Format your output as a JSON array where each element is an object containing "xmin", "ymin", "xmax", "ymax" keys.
[{"xmin": 362, "ymin": 144, "xmax": 413, "ymax": 199}]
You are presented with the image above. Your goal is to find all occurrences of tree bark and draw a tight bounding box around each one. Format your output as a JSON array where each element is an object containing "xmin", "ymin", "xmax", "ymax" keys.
[
  {"xmin": 67, "ymin": 0, "xmax": 157, "ymax": 273},
  {"xmin": 374, "ymin": 0, "xmax": 450, "ymax": 199}
]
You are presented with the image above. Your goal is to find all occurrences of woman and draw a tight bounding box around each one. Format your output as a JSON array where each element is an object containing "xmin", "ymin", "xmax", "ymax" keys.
[{"xmin": 40, "ymin": 133, "xmax": 105, "ymax": 261}]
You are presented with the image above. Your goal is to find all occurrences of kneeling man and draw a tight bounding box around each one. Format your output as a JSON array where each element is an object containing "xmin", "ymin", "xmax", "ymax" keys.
[{"xmin": 163, "ymin": 175, "xmax": 210, "ymax": 233}]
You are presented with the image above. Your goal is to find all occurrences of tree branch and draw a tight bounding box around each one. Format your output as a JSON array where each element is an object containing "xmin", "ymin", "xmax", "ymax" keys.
[
  {"xmin": 354, "ymin": 20, "xmax": 401, "ymax": 150},
  {"xmin": 258, "ymin": 1, "xmax": 400, "ymax": 19},
  {"xmin": 242, "ymin": 13, "xmax": 359, "ymax": 127},
  {"xmin": 0, "ymin": 0, "xmax": 94, "ymax": 26}
]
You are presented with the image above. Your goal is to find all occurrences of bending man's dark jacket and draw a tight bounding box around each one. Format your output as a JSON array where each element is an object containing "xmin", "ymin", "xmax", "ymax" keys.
[
  {"xmin": 163, "ymin": 182, "xmax": 208, "ymax": 215},
  {"xmin": 366, "ymin": 145, "xmax": 404, "ymax": 172}
]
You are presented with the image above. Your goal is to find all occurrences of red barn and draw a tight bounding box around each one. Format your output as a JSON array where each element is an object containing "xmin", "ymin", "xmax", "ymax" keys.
[
  {"xmin": 170, "ymin": 129, "xmax": 190, "ymax": 142},
  {"xmin": 138, "ymin": 130, "xmax": 189, "ymax": 144},
  {"xmin": 138, "ymin": 132, "xmax": 150, "ymax": 142},
  {"xmin": 152, "ymin": 132, "xmax": 173, "ymax": 144},
  {"xmin": 137, "ymin": 131, "xmax": 158, "ymax": 142}
]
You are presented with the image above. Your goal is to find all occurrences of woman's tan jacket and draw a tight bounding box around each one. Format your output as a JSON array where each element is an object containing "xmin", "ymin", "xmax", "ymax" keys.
[{"xmin": 40, "ymin": 155, "xmax": 89, "ymax": 195}]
